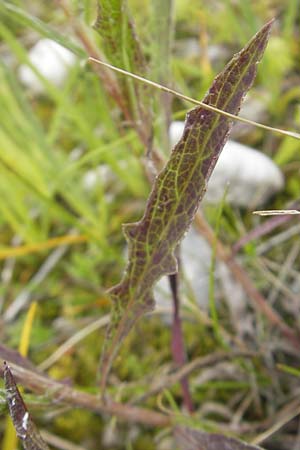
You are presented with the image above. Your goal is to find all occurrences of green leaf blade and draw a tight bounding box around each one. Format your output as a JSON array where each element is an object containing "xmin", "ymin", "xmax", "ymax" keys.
[
  {"xmin": 94, "ymin": 0, "xmax": 146, "ymax": 74},
  {"xmin": 100, "ymin": 20, "xmax": 274, "ymax": 391}
]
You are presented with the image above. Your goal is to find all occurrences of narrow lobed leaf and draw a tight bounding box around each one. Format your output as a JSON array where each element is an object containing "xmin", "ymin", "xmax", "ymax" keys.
[
  {"xmin": 3, "ymin": 362, "xmax": 50, "ymax": 450},
  {"xmin": 94, "ymin": 0, "xmax": 146, "ymax": 73},
  {"xmin": 100, "ymin": 20, "xmax": 274, "ymax": 391},
  {"xmin": 94, "ymin": 0, "xmax": 152, "ymax": 143}
]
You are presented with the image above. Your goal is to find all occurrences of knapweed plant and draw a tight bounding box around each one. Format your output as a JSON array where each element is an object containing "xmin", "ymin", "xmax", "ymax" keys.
[{"xmin": 1, "ymin": 2, "xmax": 300, "ymax": 450}]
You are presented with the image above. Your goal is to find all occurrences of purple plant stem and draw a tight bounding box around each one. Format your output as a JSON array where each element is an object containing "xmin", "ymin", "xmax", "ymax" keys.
[{"xmin": 169, "ymin": 269, "xmax": 194, "ymax": 413}]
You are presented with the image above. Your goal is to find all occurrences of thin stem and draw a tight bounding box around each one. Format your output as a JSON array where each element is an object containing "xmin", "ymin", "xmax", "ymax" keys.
[
  {"xmin": 194, "ymin": 211, "xmax": 300, "ymax": 349},
  {"xmin": 88, "ymin": 58, "xmax": 300, "ymax": 141},
  {"xmin": 0, "ymin": 359, "xmax": 170, "ymax": 428},
  {"xmin": 169, "ymin": 271, "xmax": 194, "ymax": 413},
  {"xmin": 133, "ymin": 350, "xmax": 256, "ymax": 403}
]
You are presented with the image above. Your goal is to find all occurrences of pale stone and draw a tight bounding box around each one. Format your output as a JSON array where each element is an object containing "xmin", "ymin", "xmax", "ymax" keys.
[
  {"xmin": 169, "ymin": 121, "xmax": 284, "ymax": 208},
  {"xmin": 18, "ymin": 39, "xmax": 76, "ymax": 93},
  {"xmin": 82, "ymin": 165, "xmax": 116, "ymax": 190},
  {"xmin": 154, "ymin": 227, "xmax": 211, "ymax": 312},
  {"xmin": 155, "ymin": 122, "xmax": 284, "ymax": 314}
]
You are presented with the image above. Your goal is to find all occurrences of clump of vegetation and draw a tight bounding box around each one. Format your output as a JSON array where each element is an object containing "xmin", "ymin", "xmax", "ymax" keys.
[{"xmin": 0, "ymin": 2, "xmax": 300, "ymax": 450}]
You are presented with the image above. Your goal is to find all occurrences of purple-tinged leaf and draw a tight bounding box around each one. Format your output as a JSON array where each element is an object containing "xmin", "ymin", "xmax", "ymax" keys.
[
  {"xmin": 94, "ymin": 0, "xmax": 146, "ymax": 75},
  {"xmin": 174, "ymin": 426, "xmax": 265, "ymax": 450},
  {"xmin": 100, "ymin": 21, "xmax": 274, "ymax": 391},
  {"xmin": 3, "ymin": 362, "xmax": 50, "ymax": 450}
]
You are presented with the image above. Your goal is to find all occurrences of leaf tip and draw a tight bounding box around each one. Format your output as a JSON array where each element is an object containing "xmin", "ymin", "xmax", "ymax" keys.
[
  {"xmin": 3, "ymin": 360, "xmax": 10, "ymax": 378},
  {"xmin": 259, "ymin": 17, "xmax": 275, "ymax": 40}
]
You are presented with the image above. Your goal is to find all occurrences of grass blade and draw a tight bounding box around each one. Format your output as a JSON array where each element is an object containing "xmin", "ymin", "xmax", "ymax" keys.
[{"xmin": 0, "ymin": 2, "xmax": 85, "ymax": 57}]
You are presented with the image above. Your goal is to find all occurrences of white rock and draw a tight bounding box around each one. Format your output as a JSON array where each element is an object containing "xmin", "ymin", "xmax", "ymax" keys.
[
  {"xmin": 155, "ymin": 122, "xmax": 285, "ymax": 315},
  {"xmin": 154, "ymin": 227, "xmax": 211, "ymax": 312},
  {"xmin": 82, "ymin": 165, "xmax": 117, "ymax": 190},
  {"xmin": 175, "ymin": 39, "xmax": 228, "ymax": 62},
  {"xmin": 18, "ymin": 39, "xmax": 76, "ymax": 93},
  {"xmin": 169, "ymin": 121, "xmax": 284, "ymax": 208},
  {"xmin": 82, "ymin": 169, "xmax": 99, "ymax": 190}
]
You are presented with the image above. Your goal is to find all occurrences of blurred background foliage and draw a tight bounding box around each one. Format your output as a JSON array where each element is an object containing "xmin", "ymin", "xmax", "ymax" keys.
[{"xmin": 0, "ymin": 1, "xmax": 300, "ymax": 449}]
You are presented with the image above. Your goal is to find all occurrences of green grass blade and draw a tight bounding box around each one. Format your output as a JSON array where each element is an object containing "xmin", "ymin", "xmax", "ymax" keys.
[{"xmin": 0, "ymin": 2, "xmax": 85, "ymax": 57}]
